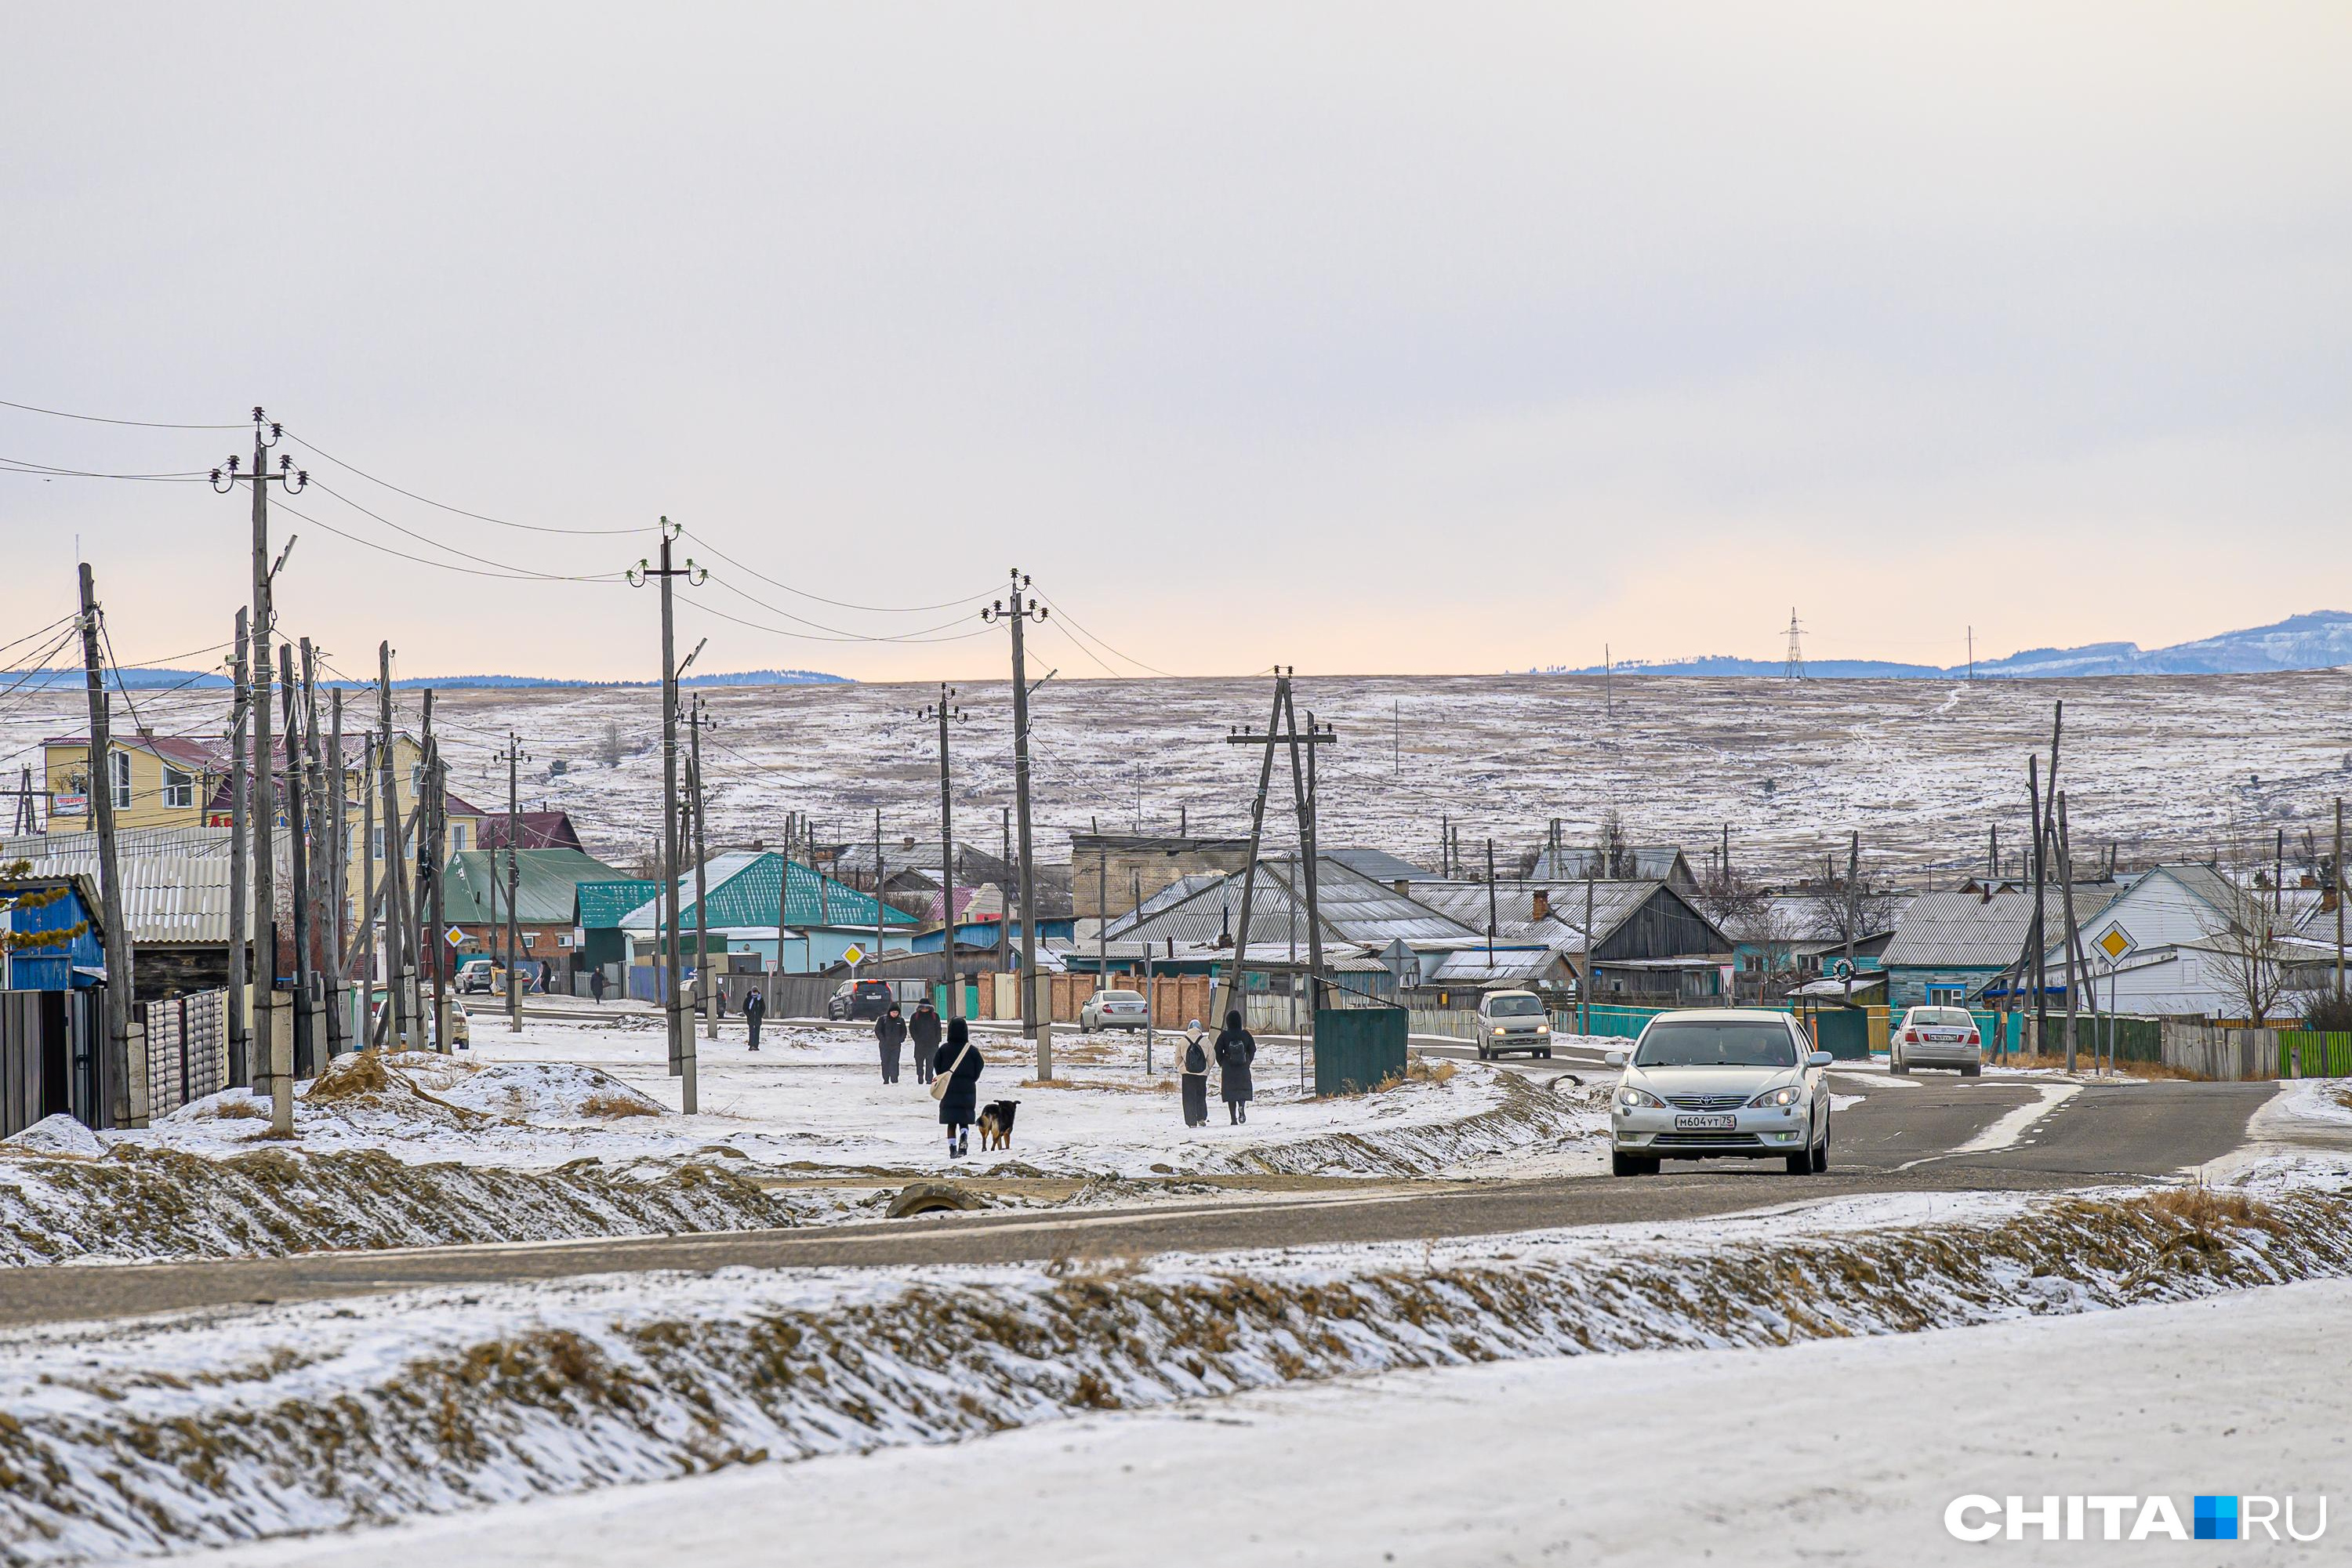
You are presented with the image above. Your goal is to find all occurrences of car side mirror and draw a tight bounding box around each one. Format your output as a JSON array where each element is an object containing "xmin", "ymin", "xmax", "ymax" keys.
[
  {"xmin": 1808, "ymin": 1051, "xmax": 1833, "ymax": 1069},
  {"xmin": 1605, "ymin": 1049, "xmax": 1627, "ymax": 1068}
]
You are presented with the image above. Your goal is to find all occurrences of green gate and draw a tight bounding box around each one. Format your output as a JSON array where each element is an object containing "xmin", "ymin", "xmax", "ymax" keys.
[
  {"xmin": 1315, "ymin": 1007, "xmax": 1408, "ymax": 1097},
  {"xmin": 1799, "ymin": 1005, "xmax": 1871, "ymax": 1060}
]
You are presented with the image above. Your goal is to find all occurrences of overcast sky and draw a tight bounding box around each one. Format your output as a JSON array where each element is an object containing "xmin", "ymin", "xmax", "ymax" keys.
[{"xmin": 3, "ymin": 3, "xmax": 2347, "ymax": 682}]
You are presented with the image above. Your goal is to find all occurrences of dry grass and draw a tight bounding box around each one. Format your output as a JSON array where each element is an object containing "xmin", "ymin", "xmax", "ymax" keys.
[
  {"xmin": 579, "ymin": 1093, "xmax": 660, "ymax": 1120},
  {"xmin": 1363, "ymin": 1057, "xmax": 1457, "ymax": 1094},
  {"xmin": 2003, "ymin": 1052, "xmax": 2209, "ymax": 1082},
  {"xmin": 210, "ymin": 1098, "xmax": 269, "ymax": 1121},
  {"xmin": 2140, "ymin": 1186, "xmax": 2266, "ymax": 1229}
]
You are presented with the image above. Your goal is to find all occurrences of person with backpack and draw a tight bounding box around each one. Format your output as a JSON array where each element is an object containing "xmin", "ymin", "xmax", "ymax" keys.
[
  {"xmin": 1179, "ymin": 1017, "xmax": 1210, "ymax": 1127},
  {"xmin": 876, "ymin": 1004, "xmax": 908, "ymax": 1083},
  {"xmin": 1214, "ymin": 1009, "xmax": 1256, "ymax": 1125},
  {"xmin": 909, "ymin": 998, "xmax": 943, "ymax": 1084},
  {"xmin": 742, "ymin": 985, "xmax": 765, "ymax": 1051},
  {"xmin": 933, "ymin": 1016, "xmax": 984, "ymax": 1158}
]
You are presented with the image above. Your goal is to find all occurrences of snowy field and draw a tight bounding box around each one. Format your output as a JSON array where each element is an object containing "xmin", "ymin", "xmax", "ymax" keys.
[
  {"xmin": 188, "ymin": 1276, "xmax": 2352, "ymax": 1568},
  {"xmin": 9, "ymin": 670, "xmax": 2350, "ymax": 877}
]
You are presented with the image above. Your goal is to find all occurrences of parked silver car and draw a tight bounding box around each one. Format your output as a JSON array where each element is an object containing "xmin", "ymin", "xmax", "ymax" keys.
[
  {"xmin": 1891, "ymin": 1006, "xmax": 1983, "ymax": 1076},
  {"xmin": 1475, "ymin": 989, "xmax": 1552, "ymax": 1059},
  {"xmin": 1080, "ymin": 988, "xmax": 1151, "ymax": 1032},
  {"xmin": 1606, "ymin": 1009, "xmax": 1834, "ymax": 1177}
]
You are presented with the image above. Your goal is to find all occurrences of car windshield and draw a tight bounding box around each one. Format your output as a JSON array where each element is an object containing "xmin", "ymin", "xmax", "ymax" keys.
[
  {"xmin": 1634, "ymin": 1020, "xmax": 1799, "ymax": 1069},
  {"xmin": 1486, "ymin": 995, "xmax": 1544, "ymax": 1017},
  {"xmin": 1102, "ymin": 991, "xmax": 1144, "ymax": 1003},
  {"xmin": 1912, "ymin": 1008, "xmax": 1974, "ymax": 1027}
]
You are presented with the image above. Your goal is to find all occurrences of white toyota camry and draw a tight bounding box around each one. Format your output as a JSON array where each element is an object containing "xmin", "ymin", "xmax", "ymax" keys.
[{"xmin": 1606, "ymin": 1008, "xmax": 1835, "ymax": 1178}]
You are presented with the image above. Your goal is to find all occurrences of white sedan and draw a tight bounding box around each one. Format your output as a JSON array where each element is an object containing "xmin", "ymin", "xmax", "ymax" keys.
[
  {"xmin": 1080, "ymin": 989, "xmax": 1152, "ymax": 1032},
  {"xmin": 1891, "ymin": 1006, "xmax": 1984, "ymax": 1076},
  {"xmin": 1606, "ymin": 1008, "xmax": 1835, "ymax": 1178}
]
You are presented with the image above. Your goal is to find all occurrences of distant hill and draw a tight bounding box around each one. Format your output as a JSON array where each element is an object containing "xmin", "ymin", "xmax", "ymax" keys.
[
  {"xmin": 11, "ymin": 668, "xmax": 848, "ymax": 692},
  {"xmin": 1559, "ymin": 612, "xmax": 2352, "ymax": 680}
]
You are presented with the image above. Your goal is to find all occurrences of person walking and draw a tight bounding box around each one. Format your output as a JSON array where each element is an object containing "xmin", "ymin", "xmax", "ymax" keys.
[
  {"xmin": 933, "ymin": 1016, "xmax": 984, "ymax": 1158},
  {"xmin": 1179, "ymin": 1017, "xmax": 1210, "ymax": 1127},
  {"xmin": 743, "ymin": 985, "xmax": 765, "ymax": 1051},
  {"xmin": 1214, "ymin": 1009, "xmax": 1256, "ymax": 1125},
  {"xmin": 909, "ymin": 997, "xmax": 942, "ymax": 1084},
  {"xmin": 589, "ymin": 967, "xmax": 606, "ymax": 1006},
  {"xmin": 876, "ymin": 1004, "xmax": 908, "ymax": 1083}
]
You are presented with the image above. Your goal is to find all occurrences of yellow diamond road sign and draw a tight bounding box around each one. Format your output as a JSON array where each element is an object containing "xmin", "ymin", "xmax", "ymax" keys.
[
  {"xmin": 2096, "ymin": 925, "xmax": 2135, "ymax": 963},
  {"xmin": 841, "ymin": 944, "xmax": 865, "ymax": 967}
]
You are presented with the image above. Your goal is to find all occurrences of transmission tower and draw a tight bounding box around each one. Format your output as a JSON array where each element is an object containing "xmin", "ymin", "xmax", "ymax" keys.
[{"xmin": 1782, "ymin": 608, "xmax": 1806, "ymax": 681}]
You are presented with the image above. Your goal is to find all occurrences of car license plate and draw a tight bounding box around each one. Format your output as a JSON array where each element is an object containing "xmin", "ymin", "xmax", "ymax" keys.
[{"xmin": 1675, "ymin": 1113, "xmax": 1736, "ymax": 1131}]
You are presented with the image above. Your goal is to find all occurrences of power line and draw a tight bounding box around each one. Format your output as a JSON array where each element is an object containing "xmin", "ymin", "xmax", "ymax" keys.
[
  {"xmin": 682, "ymin": 593, "xmax": 993, "ymax": 647},
  {"xmin": 1033, "ymin": 590, "xmax": 1182, "ymax": 678},
  {"xmin": 299, "ymin": 480, "xmax": 631, "ymax": 583},
  {"xmin": 0, "ymin": 397, "xmax": 244, "ymax": 430},
  {"xmin": 0, "ymin": 456, "xmax": 212, "ymax": 482},
  {"xmin": 272, "ymin": 495, "xmax": 633, "ymax": 585},
  {"xmin": 680, "ymin": 528, "xmax": 999, "ymax": 615},
  {"xmin": 281, "ymin": 427, "xmax": 656, "ymax": 537}
]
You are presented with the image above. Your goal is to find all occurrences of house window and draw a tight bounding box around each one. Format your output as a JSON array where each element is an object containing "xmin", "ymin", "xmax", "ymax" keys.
[
  {"xmin": 110, "ymin": 750, "xmax": 132, "ymax": 809},
  {"xmin": 372, "ymin": 826, "xmax": 387, "ymax": 861},
  {"xmin": 162, "ymin": 763, "xmax": 194, "ymax": 810},
  {"xmin": 451, "ymin": 822, "xmax": 467, "ymax": 851},
  {"xmin": 521, "ymin": 932, "xmax": 537, "ymax": 949}
]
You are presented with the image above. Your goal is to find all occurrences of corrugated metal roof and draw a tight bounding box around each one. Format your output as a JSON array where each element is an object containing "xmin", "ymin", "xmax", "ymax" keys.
[
  {"xmin": 577, "ymin": 877, "xmax": 663, "ymax": 929},
  {"xmin": 1113, "ymin": 857, "xmax": 1476, "ymax": 950},
  {"xmin": 619, "ymin": 852, "xmax": 918, "ymax": 933},
  {"xmin": 1411, "ymin": 879, "xmax": 1663, "ymax": 954},
  {"xmin": 5, "ymin": 829, "xmax": 292, "ymax": 943},
  {"xmin": 1102, "ymin": 873, "xmax": 1229, "ymax": 939},
  {"xmin": 1323, "ymin": 847, "xmax": 1436, "ymax": 883},
  {"xmin": 440, "ymin": 849, "xmax": 628, "ymax": 924},
  {"xmin": 1881, "ymin": 889, "xmax": 2047, "ymax": 968},
  {"xmin": 1530, "ymin": 845, "xmax": 1693, "ymax": 884}
]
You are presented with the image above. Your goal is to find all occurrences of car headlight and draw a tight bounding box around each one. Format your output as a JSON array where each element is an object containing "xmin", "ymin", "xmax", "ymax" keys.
[
  {"xmin": 1617, "ymin": 1085, "xmax": 1664, "ymax": 1109},
  {"xmin": 1493, "ymin": 1025, "xmax": 1509, "ymax": 1035},
  {"xmin": 1748, "ymin": 1084, "xmax": 1804, "ymax": 1109}
]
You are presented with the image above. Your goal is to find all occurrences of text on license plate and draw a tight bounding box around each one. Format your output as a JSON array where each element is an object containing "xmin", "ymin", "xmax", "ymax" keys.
[{"xmin": 1675, "ymin": 1113, "xmax": 1736, "ymax": 1131}]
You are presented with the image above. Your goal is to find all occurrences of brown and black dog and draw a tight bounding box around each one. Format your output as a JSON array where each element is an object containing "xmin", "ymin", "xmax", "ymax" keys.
[{"xmin": 976, "ymin": 1099, "xmax": 1021, "ymax": 1152}]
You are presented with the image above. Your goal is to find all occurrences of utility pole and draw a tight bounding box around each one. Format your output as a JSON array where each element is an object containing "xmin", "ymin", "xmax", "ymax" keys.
[
  {"xmin": 1967, "ymin": 626, "xmax": 1974, "ymax": 681},
  {"xmin": 212, "ymin": 410, "xmax": 306, "ymax": 1098},
  {"xmin": 871, "ymin": 802, "xmax": 886, "ymax": 996},
  {"xmin": 1842, "ymin": 831, "xmax": 1859, "ymax": 1006},
  {"xmin": 2056, "ymin": 792, "xmax": 2085, "ymax": 1073},
  {"xmin": 628, "ymin": 522, "xmax": 702, "ymax": 1112},
  {"xmin": 498, "ymin": 730, "xmax": 527, "ymax": 1033},
  {"xmin": 326, "ymin": 683, "xmax": 347, "ymax": 1058},
  {"xmin": 299, "ymin": 640, "xmax": 329, "ymax": 1065},
  {"xmin": 1581, "ymin": 865, "xmax": 1595, "ymax": 1034},
  {"xmin": 1485, "ymin": 837, "xmax": 1498, "ymax": 967},
  {"xmin": 76, "ymin": 563, "xmax": 139, "ymax": 1128},
  {"xmin": 227, "ymin": 609, "xmax": 251, "ymax": 1088},
  {"xmin": 423, "ymin": 692, "xmax": 448, "ymax": 1051},
  {"xmin": 982, "ymin": 569, "xmax": 1051, "ymax": 1073},
  {"xmin": 691, "ymin": 695, "xmax": 715, "ymax": 1040},
  {"xmin": 374, "ymin": 643, "xmax": 410, "ymax": 1051},
  {"xmin": 2027, "ymin": 758, "xmax": 2048, "ymax": 1055},
  {"xmin": 356, "ymin": 731, "xmax": 375, "ymax": 1040},
  {"xmin": 1212, "ymin": 673, "xmax": 1288, "ymax": 1029},
  {"xmin": 278, "ymin": 645, "xmax": 313, "ymax": 1083},
  {"xmin": 917, "ymin": 685, "xmax": 964, "ymax": 1017},
  {"xmin": 1000, "ymin": 804, "xmax": 1011, "ymax": 976},
  {"xmin": 2333, "ymin": 798, "xmax": 2343, "ymax": 1003}
]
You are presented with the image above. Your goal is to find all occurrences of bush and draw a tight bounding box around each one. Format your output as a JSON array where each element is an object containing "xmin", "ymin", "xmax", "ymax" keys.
[{"xmin": 2299, "ymin": 992, "xmax": 2352, "ymax": 1033}]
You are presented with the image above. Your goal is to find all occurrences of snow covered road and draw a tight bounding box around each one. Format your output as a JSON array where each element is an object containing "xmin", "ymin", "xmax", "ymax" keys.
[{"xmin": 187, "ymin": 1276, "xmax": 2352, "ymax": 1567}]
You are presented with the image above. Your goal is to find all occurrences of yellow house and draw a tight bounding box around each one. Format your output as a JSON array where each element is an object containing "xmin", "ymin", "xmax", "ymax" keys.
[{"xmin": 43, "ymin": 730, "xmax": 483, "ymax": 915}]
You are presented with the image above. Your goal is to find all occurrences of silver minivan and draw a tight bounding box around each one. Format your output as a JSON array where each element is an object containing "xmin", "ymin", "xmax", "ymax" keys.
[{"xmin": 1475, "ymin": 989, "xmax": 1553, "ymax": 1059}]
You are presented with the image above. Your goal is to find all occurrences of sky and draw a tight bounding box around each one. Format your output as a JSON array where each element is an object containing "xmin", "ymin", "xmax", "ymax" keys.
[{"xmin": 2, "ymin": 3, "xmax": 2347, "ymax": 683}]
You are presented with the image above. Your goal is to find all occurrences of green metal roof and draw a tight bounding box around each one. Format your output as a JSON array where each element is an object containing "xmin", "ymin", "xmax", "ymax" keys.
[
  {"xmin": 576, "ymin": 877, "xmax": 664, "ymax": 930},
  {"xmin": 619, "ymin": 851, "xmax": 917, "ymax": 933},
  {"xmin": 439, "ymin": 848, "xmax": 628, "ymax": 925}
]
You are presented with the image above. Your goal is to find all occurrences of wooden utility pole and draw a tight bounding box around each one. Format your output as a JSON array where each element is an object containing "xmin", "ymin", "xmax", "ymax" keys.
[
  {"xmin": 1484, "ymin": 837, "xmax": 1498, "ymax": 966},
  {"xmin": 375, "ymin": 643, "xmax": 410, "ymax": 1051},
  {"xmin": 423, "ymin": 694, "xmax": 448, "ymax": 1051},
  {"xmin": 983, "ymin": 570, "xmax": 1050, "ymax": 1069},
  {"xmin": 1211, "ymin": 674, "xmax": 1288, "ymax": 1029},
  {"xmin": 918, "ymin": 684, "xmax": 963, "ymax": 1017},
  {"xmin": 76, "ymin": 563, "xmax": 140, "ymax": 1128},
  {"xmin": 2055, "ymin": 792, "xmax": 2084, "ymax": 1072},
  {"xmin": 871, "ymin": 803, "xmax": 887, "ymax": 1004},
  {"xmin": 2334, "ymin": 798, "xmax": 2344, "ymax": 1003},
  {"xmin": 298, "ymin": 640, "xmax": 328, "ymax": 1066},
  {"xmin": 226, "ymin": 608, "xmax": 251, "ymax": 1088},
  {"xmin": 1581, "ymin": 862, "xmax": 1595, "ymax": 1033},
  {"xmin": 357, "ymin": 731, "xmax": 376, "ymax": 1044},
  {"xmin": 501, "ymin": 730, "xmax": 525, "ymax": 1033},
  {"xmin": 689, "ymin": 698, "xmax": 714, "ymax": 1038},
  {"xmin": 325, "ymin": 684, "xmax": 347, "ymax": 1058},
  {"xmin": 630, "ymin": 523, "xmax": 700, "ymax": 1112},
  {"xmin": 280, "ymin": 644, "xmax": 315, "ymax": 1080},
  {"xmin": 1842, "ymin": 832, "xmax": 1859, "ymax": 1006}
]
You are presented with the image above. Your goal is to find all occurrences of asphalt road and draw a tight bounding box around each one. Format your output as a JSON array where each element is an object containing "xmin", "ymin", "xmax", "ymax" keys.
[{"xmin": 0, "ymin": 1071, "xmax": 2281, "ymax": 1329}]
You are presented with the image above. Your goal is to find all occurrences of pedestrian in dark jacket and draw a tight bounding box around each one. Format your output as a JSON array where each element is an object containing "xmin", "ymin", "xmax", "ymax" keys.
[
  {"xmin": 1214, "ymin": 1010, "xmax": 1256, "ymax": 1124},
  {"xmin": 909, "ymin": 1000, "xmax": 943, "ymax": 1083},
  {"xmin": 935, "ymin": 1017, "xmax": 984, "ymax": 1157},
  {"xmin": 877, "ymin": 1005, "xmax": 908, "ymax": 1083},
  {"xmin": 743, "ymin": 987, "xmax": 765, "ymax": 1051},
  {"xmin": 590, "ymin": 968, "xmax": 606, "ymax": 1005},
  {"xmin": 1179, "ymin": 1018, "xmax": 1210, "ymax": 1127}
]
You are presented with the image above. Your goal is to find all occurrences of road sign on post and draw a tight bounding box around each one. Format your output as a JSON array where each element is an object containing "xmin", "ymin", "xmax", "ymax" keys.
[
  {"xmin": 444, "ymin": 926, "xmax": 466, "ymax": 949},
  {"xmin": 2095, "ymin": 924, "xmax": 2136, "ymax": 964},
  {"xmin": 841, "ymin": 943, "xmax": 866, "ymax": 968}
]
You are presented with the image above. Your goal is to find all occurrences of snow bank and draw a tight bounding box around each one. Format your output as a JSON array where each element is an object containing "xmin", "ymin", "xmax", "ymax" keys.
[
  {"xmin": 1, "ymin": 1115, "xmax": 105, "ymax": 1160},
  {"xmin": 4, "ymin": 1180, "xmax": 2348, "ymax": 1562}
]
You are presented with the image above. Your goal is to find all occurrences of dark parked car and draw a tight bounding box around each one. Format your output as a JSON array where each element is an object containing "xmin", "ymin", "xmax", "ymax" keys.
[{"xmin": 826, "ymin": 978, "xmax": 897, "ymax": 1022}]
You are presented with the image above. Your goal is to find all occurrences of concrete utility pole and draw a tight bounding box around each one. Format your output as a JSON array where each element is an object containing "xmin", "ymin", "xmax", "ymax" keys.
[
  {"xmin": 356, "ymin": 732, "xmax": 374, "ymax": 1036},
  {"xmin": 982, "ymin": 569, "xmax": 1051, "ymax": 1073},
  {"xmin": 2334, "ymin": 798, "xmax": 2344, "ymax": 1002},
  {"xmin": 1000, "ymin": 805, "xmax": 1011, "ymax": 976},
  {"xmin": 917, "ymin": 685, "xmax": 964, "ymax": 1017},
  {"xmin": 227, "ymin": 609, "xmax": 251, "ymax": 1088},
  {"xmin": 278, "ymin": 644, "xmax": 313, "ymax": 1086},
  {"xmin": 298, "ymin": 640, "xmax": 329, "ymax": 1065},
  {"xmin": 1581, "ymin": 866, "xmax": 1595, "ymax": 1033},
  {"xmin": 2027, "ymin": 760, "xmax": 2047, "ymax": 1054},
  {"xmin": 872, "ymin": 804, "xmax": 887, "ymax": 1000},
  {"xmin": 629, "ymin": 522, "xmax": 702, "ymax": 1112},
  {"xmin": 1485, "ymin": 838, "xmax": 1498, "ymax": 967},
  {"xmin": 691, "ymin": 695, "xmax": 715, "ymax": 1041},
  {"xmin": 499, "ymin": 730, "xmax": 526, "ymax": 1033},
  {"xmin": 375, "ymin": 643, "xmax": 410, "ymax": 1051},
  {"xmin": 212, "ymin": 411, "xmax": 306, "ymax": 1094},
  {"xmin": 326, "ymin": 684, "xmax": 347, "ymax": 1057},
  {"xmin": 76, "ymin": 563, "xmax": 140, "ymax": 1129}
]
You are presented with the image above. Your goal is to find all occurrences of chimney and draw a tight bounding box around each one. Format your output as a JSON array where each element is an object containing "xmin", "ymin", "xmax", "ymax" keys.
[
  {"xmin": 1531, "ymin": 889, "xmax": 1550, "ymax": 920},
  {"xmin": 136, "ymin": 726, "xmax": 155, "ymax": 740},
  {"xmin": 1393, "ymin": 879, "xmax": 1410, "ymax": 898}
]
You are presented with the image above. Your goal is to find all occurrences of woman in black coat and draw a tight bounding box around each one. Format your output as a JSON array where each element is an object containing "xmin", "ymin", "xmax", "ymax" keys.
[
  {"xmin": 908, "ymin": 1000, "xmax": 943, "ymax": 1085},
  {"xmin": 935, "ymin": 1017, "xmax": 985, "ymax": 1157},
  {"xmin": 875, "ymin": 1006, "xmax": 908, "ymax": 1084},
  {"xmin": 1179, "ymin": 1018, "xmax": 1210, "ymax": 1127},
  {"xmin": 1214, "ymin": 1010, "xmax": 1256, "ymax": 1124}
]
